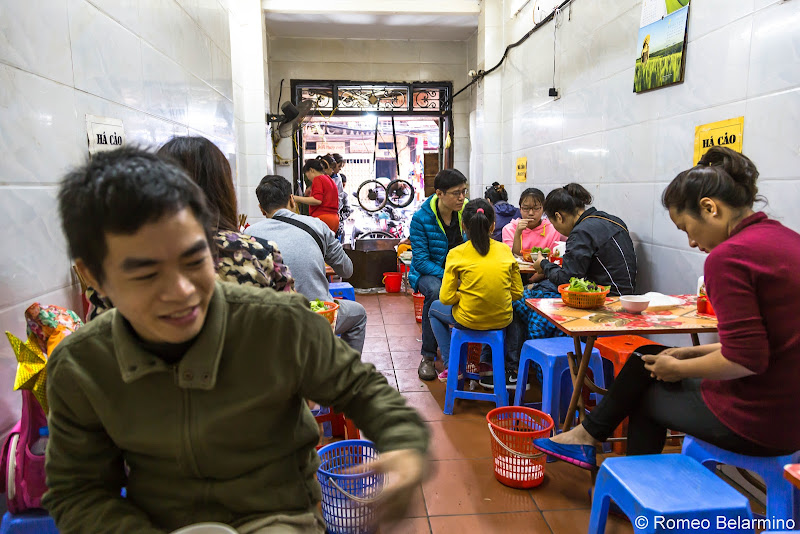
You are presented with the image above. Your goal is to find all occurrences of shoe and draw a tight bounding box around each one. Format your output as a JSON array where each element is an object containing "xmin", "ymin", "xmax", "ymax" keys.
[
  {"xmin": 438, "ymin": 369, "xmax": 463, "ymax": 382},
  {"xmin": 417, "ymin": 358, "xmax": 437, "ymax": 381},
  {"xmin": 479, "ymin": 373, "xmax": 530, "ymax": 391},
  {"xmin": 531, "ymin": 438, "xmax": 597, "ymax": 470}
]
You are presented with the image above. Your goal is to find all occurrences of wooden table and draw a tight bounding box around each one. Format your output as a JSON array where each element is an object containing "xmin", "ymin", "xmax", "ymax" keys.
[
  {"xmin": 785, "ymin": 464, "xmax": 800, "ymax": 490},
  {"xmin": 525, "ymin": 294, "xmax": 718, "ymax": 432}
]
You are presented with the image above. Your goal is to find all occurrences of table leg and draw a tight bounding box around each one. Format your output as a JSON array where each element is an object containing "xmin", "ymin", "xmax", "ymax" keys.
[
  {"xmin": 691, "ymin": 333, "xmax": 700, "ymax": 346},
  {"xmin": 562, "ymin": 336, "xmax": 597, "ymax": 433}
]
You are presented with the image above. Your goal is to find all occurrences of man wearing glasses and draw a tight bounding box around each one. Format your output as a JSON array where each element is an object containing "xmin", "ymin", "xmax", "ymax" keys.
[{"xmin": 408, "ymin": 169, "xmax": 469, "ymax": 380}]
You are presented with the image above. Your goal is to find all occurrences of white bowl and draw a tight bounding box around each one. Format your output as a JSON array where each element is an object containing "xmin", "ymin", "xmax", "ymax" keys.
[{"xmin": 619, "ymin": 295, "xmax": 650, "ymax": 314}]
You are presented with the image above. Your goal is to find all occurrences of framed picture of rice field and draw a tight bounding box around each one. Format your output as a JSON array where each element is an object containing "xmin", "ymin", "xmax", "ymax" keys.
[{"xmin": 634, "ymin": 0, "xmax": 691, "ymax": 93}]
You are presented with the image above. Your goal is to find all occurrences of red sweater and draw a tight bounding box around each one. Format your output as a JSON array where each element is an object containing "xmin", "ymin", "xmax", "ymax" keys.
[
  {"xmin": 309, "ymin": 174, "xmax": 339, "ymax": 217},
  {"xmin": 702, "ymin": 212, "xmax": 800, "ymax": 451}
]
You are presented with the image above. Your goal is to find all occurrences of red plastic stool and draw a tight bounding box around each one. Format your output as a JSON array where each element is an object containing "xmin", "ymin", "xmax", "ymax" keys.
[
  {"xmin": 314, "ymin": 409, "xmax": 360, "ymax": 450},
  {"xmin": 595, "ymin": 335, "xmax": 654, "ymax": 453}
]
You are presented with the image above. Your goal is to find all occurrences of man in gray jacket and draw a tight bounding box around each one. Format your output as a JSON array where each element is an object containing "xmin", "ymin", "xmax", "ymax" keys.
[{"xmin": 248, "ymin": 175, "xmax": 367, "ymax": 352}]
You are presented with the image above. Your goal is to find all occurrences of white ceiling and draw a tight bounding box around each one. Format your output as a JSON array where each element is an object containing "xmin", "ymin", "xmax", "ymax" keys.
[
  {"xmin": 263, "ymin": 12, "xmax": 478, "ymax": 41},
  {"xmin": 262, "ymin": 0, "xmax": 479, "ymax": 41}
]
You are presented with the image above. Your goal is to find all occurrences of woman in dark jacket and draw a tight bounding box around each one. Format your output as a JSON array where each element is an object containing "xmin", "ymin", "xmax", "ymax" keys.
[{"xmin": 509, "ymin": 184, "xmax": 638, "ymax": 377}]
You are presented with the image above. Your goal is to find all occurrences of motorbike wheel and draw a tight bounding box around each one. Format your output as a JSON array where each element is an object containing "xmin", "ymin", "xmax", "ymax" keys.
[
  {"xmin": 355, "ymin": 231, "xmax": 394, "ymax": 240},
  {"xmin": 356, "ymin": 179, "xmax": 388, "ymax": 212},
  {"xmin": 386, "ymin": 179, "xmax": 415, "ymax": 208}
]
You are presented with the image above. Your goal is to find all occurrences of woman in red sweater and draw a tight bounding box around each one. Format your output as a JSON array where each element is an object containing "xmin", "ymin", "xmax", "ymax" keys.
[
  {"xmin": 294, "ymin": 158, "xmax": 340, "ymax": 232},
  {"xmin": 533, "ymin": 147, "xmax": 800, "ymax": 469}
]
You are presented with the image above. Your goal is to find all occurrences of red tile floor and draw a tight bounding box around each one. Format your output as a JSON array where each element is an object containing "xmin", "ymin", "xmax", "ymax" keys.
[
  {"xmin": 357, "ymin": 292, "xmax": 639, "ymax": 534},
  {"xmin": 356, "ymin": 292, "xmax": 767, "ymax": 534}
]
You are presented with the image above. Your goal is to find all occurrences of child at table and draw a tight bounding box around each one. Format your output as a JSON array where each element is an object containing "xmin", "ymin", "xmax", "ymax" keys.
[
  {"xmin": 502, "ymin": 187, "xmax": 563, "ymax": 259},
  {"xmin": 428, "ymin": 199, "xmax": 524, "ymax": 386}
]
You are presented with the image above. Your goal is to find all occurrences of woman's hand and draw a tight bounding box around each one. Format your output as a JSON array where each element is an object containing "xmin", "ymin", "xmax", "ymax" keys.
[
  {"xmin": 642, "ymin": 353, "xmax": 683, "ymax": 382},
  {"xmin": 658, "ymin": 346, "xmax": 703, "ymax": 360},
  {"xmin": 350, "ymin": 449, "xmax": 426, "ymax": 522},
  {"xmin": 532, "ymin": 252, "xmax": 545, "ymax": 274}
]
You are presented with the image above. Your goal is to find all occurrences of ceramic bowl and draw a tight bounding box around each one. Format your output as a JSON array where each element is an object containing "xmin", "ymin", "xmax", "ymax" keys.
[{"xmin": 619, "ymin": 295, "xmax": 650, "ymax": 314}]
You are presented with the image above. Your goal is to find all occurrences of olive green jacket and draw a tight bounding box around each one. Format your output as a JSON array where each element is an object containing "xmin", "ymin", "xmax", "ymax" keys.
[{"xmin": 43, "ymin": 283, "xmax": 428, "ymax": 533}]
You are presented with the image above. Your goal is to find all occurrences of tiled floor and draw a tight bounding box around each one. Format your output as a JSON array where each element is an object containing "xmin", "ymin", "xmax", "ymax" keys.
[{"xmin": 356, "ymin": 292, "xmax": 637, "ymax": 534}]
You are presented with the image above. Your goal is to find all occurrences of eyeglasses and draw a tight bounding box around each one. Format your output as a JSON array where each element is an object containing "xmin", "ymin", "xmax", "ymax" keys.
[
  {"xmin": 444, "ymin": 188, "xmax": 469, "ymax": 198},
  {"xmin": 520, "ymin": 204, "xmax": 543, "ymax": 213}
]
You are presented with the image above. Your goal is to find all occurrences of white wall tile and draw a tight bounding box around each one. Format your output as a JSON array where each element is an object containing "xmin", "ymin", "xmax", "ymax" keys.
[
  {"xmin": 69, "ymin": 0, "xmax": 144, "ymax": 109},
  {"xmin": 687, "ymin": 0, "xmax": 754, "ymax": 42},
  {"xmin": 744, "ymin": 88, "xmax": 800, "ymax": 180},
  {"xmin": 605, "ymin": 123, "xmax": 657, "ymax": 183},
  {"xmin": 0, "ymin": 0, "xmax": 73, "ymax": 85},
  {"xmin": 0, "ymin": 188, "xmax": 73, "ymax": 309},
  {"xmin": 141, "ymin": 43, "xmax": 190, "ymax": 124},
  {"xmin": 0, "ymin": 65, "xmax": 82, "ymax": 184},
  {"xmin": 211, "ymin": 43, "xmax": 234, "ymax": 101},
  {"xmin": 592, "ymin": 182, "xmax": 657, "ymax": 245},
  {"xmin": 87, "ymin": 0, "xmax": 141, "ymax": 35},
  {"xmin": 758, "ymin": 180, "xmax": 800, "ymax": 233},
  {"xmin": 747, "ymin": 1, "xmax": 800, "ymax": 98}
]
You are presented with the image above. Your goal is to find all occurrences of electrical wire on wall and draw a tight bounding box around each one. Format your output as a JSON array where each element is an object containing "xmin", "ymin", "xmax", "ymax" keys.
[{"xmin": 441, "ymin": 0, "xmax": 577, "ymax": 112}]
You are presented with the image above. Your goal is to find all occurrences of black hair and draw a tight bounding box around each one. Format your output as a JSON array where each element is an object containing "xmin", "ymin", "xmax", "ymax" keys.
[
  {"xmin": 462, "ymin": 198, "xmax": 495, "ymax": 256},
  {"xmin": 662, "ymin": 147, "xmax": 761, "ymax": 215},
  {"xmin": 519, "ymin": 187, "xmax": 545, "ymax": 207},
  {"xmin": 256, "ymin": 175, "xmax": 293, "ymax": 214},
  {"xmin": 332, "ymin": 153, "xmax": 344, "ymax": 164},
  {"xmin": 543, "ymin": 183, "xmax": 593, "ymax": 220},
  {"xmin": 157, "ymin": 136, "xmax": 238, "ymax": 232},
  {"xmin": 302, "ymin": 158, "xmax": 325, "ymax": 174},
  {"xmin": 433, "ymin": 169, "xmax": 467, "ymax": 193},
  {"xmin": 484, "ymin": 186, "xmax": 501, "ymax": 204},
  {"xmin": 320, "ymin": 154, "xmax": 336, "ymax": 170},
  {"xmin": 58, "ymin": 146, "xmax": 214, "ymax": 284}
]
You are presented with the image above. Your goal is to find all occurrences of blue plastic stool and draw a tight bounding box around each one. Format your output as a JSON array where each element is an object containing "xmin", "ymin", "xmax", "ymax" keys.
[
  {"xmin": 0, "ymin": 511, "xmax": 58, "ymax": 534},
  {"xmin": 682, "ymin": 435, "xmax": 800, "ymax": 524},
  {"xmin": 329, "ymin": 282, "xmax": 355, "ymax": 301},
  {"xmin": 443, "ymin": 329, "xmax": 507, "ymax": 415},
  {"xmin": 514, "ymin": 337, "xmax": 605, "ymax": 425},
  {"xmin": 589, "ymin": 455, "xmax": 753, "ymax": 534}
]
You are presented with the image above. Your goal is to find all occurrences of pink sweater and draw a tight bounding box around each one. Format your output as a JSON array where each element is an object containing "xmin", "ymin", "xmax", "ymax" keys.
[
  {"xmin": 702, "ymin": 212, "xmax": 800, "ymax": 451},
  {"xmin": 502, "ymin": 218, "xmax": 562, "ymax": 251}
]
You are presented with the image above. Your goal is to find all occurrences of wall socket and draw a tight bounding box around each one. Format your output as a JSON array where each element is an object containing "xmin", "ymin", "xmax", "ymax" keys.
[{"xmin": 548, "ymin": 87, "xmax": 560, "ymax": 99}]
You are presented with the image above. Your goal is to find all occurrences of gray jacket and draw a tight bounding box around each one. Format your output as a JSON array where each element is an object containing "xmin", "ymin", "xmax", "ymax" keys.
[{"xmin": 246, "ymin": 209, "xmax": 352, "ymax": 301}]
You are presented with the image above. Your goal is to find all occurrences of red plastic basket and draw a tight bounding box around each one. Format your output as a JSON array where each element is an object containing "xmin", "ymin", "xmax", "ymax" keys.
[
  {"xmin": 412, "ymin": 292, "xmax": 424, "ymax": 323},
  {"xmin": 487, "ymin": 406, "xmax": 554, "ymax": 489},
  {"xmin": 315, "ymin": 301, "xmax": 339, "ymax": 331}
]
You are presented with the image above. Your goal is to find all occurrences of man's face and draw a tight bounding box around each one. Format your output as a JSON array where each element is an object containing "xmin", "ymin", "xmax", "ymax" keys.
[
  {"xmin": 437, "ymin": 183, "xmax": 468, "ymax": 213},
  {"xmin": 82, "ymin": 208, "xmax": 216, "ymax": 344}
]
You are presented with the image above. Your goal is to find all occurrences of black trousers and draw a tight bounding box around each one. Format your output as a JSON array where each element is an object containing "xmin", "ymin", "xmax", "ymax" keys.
[{"xmin": 582, "ymin": 344, "xmax": 791, "ymax": 457}]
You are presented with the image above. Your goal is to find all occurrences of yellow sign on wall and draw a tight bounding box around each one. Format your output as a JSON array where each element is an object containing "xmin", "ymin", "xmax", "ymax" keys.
[
  {"xmin": 516, "ymin": 157, "xmax": 527, "ymax": 182},
  {"xmin": 693, "ymin": 117, "xmax": 744, "ymax": 165}
]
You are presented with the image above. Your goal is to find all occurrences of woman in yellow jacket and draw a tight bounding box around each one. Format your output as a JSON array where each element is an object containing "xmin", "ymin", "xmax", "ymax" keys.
[{"xmin": 430, "ymin": 198, "xmax": 524, "ymax": 384}]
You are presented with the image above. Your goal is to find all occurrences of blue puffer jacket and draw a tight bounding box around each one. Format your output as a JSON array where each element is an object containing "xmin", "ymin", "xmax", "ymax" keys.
[{"xmin": 408, "ymin": 195, "xmax": 465, "ymax": 291}]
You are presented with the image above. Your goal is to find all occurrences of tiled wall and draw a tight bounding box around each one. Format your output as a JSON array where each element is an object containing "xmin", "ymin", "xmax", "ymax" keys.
[
  {"xmin": 0, "ymin": 0, "xmax": 235, "ymax": 433},
  {"xmin": 470, "ymin": 0, "xmax": 800, "ymax": 301},
  {"xmin": 264, "ymin": 37, "xmax": 473, "ymax": 223}
]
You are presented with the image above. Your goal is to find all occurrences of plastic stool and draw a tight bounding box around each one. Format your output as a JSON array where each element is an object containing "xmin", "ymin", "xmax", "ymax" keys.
[
  {"xmin": 444, "ymin": 329, "xmax": 507, "ymax": 415},
  {"xmin": 329, "ymin": 282, "xmax": 355, "ymax": 301},
  {"xmin": 595, "ymin": 335, "xmax": 653, "ymax": 453},
  {"xmin": 589, "ymin": 455, "xmax": 753, "ymax": 534},
  {"xmin": 0, "ymin": 511, "xmax": 58, "ymax": 534},
  {"xmin": 514, "ymin": 338, "xmax": 605, "ymax": 426},
  {"xmin": 682, "ymin": 436, "xmax": 800, "ymax": 523}
]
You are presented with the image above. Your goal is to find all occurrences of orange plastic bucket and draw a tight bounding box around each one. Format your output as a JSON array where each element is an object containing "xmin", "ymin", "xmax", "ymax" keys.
[
  {"xmin": 487, "ymin": 406, "xmax": 554, "ymax": 489},
  {"xmin": 412, "ymin": 292, "xmax": 424, "ymax": 322},
  {"xmin": 314, "ymin": 301, "xmax": 339, "ymax": 331},
  {"xmin": 382, "ymin": 272, "xmax": 402, "ymax": 293}
]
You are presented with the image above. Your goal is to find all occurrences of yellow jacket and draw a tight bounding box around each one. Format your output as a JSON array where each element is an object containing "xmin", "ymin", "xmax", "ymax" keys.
[{"xmin": 439, "ymin": 239, "xmax": 523, "ymax": 330}]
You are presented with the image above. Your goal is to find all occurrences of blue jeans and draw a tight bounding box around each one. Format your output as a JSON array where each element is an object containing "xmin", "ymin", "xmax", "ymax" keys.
[
  {"xmin": 416, "ymin": 275, "xmax": 442, "ymax": 360},
  {"xmin": 430, "ymin": 300, "xmax": 520, "ymax": 371},
  {"xmin": 428, "ymin": 300, "xmax": 458, "ymax": 367}
]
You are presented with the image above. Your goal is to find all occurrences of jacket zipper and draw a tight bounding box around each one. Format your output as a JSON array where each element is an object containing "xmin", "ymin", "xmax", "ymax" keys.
[{"xmin": 174, "ymin": 365, "xmax": 201, "ymax": 478}]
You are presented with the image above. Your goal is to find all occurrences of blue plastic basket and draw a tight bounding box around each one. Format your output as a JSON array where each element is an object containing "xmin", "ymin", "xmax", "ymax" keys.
[{"xmin": 317, "ymin": 440, "xmax": 383, "ymax": 534}]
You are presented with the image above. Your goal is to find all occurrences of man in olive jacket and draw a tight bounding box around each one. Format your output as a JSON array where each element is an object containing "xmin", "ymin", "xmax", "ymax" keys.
[{"xmin": 43, "ymin": 147, "xmax": 428, "ymax": 534}]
